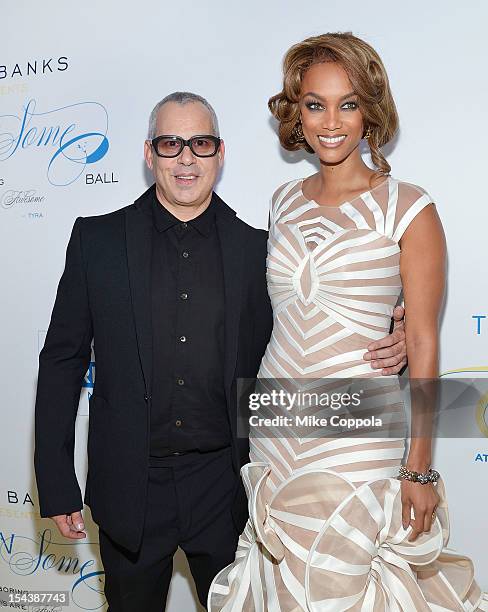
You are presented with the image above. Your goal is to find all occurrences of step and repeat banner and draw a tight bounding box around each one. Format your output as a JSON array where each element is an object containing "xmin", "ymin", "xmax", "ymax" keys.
[{"xmin": 1, "ymin": 1, "xmax": 487, "ymax": 610}]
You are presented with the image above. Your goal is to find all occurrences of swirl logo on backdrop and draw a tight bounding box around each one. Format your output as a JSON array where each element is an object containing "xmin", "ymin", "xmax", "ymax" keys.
[
  {"xmin": 81, "ymin": 360, "xmax": 96, "ymax": 416},
  {"xmin": 0, "ymin": 528, "xmax": 105, "ymax": 609},
  {"xmin": 0, "ymin": 98, "xmax": 109, "ymax": 186},
  {"xmin": 1, "ymin": 189, "xmax": 45, "ymax": 209}
]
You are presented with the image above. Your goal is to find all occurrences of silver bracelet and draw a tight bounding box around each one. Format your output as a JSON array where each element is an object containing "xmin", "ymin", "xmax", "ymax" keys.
[{"xmin": 398, "ymin": 465, "xmax": 440, "ymax": 484}]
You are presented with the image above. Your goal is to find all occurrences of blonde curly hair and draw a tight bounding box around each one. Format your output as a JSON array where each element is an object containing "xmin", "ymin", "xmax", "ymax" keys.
[{"xmin": 268, "ymin": 32, "xmax": 399, "ymax": 175}]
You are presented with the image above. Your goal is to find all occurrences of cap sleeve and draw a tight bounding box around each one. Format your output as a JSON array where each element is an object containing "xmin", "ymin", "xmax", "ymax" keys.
[
  {"xmin": 387, "ymin": 180, "xmax": 436, "ymax": 243},
  {"xmin": 269, "ymin": 179, "xmax": 301, "ymax": 225}
]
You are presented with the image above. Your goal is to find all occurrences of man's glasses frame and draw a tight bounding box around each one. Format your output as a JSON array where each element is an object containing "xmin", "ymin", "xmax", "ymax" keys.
[{"xmin": 151, "ymin": 134, "xmax": 222, "ymax": 158}]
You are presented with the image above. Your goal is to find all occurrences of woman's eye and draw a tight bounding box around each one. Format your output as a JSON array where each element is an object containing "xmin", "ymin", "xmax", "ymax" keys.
[
  {"xmin": 305, "ymin": 101, "xmax": 323, "ymax": 111},
  {"xmin": 342, "ymin": 101, "xmax": 358, "ymax": 110}
]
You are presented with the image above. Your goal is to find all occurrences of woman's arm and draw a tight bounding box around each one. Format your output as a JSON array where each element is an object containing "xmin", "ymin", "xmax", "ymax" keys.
[{"xmin": 398, "ymin": 201, "xmax": 446, "ymax": 539}]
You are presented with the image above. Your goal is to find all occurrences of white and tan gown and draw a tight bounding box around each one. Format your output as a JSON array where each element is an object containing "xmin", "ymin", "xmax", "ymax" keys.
[{"xmin": 208, "ymin": 176, "xmax": 487, "ymax": 611}]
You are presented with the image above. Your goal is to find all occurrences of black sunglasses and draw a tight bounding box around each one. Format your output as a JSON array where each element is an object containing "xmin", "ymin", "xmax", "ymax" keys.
[{"xmin": 151, "ymin": 134, "xmax": 221, "ymax": 158}]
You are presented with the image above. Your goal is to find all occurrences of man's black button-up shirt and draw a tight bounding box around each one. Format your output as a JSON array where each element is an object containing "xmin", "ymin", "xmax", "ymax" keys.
[{"xmin": 149, "ymin": 189, "xmax": 230, "ymax": 456}]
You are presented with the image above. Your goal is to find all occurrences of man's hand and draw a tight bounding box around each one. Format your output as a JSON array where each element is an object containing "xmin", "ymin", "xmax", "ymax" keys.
[
  {"xmin": 363, "ymin": 305, "xmax": 407, "ymax": 375},
  {"xmin": 51, "ymin": 510, "xmax": 86, "ymax": 539}
]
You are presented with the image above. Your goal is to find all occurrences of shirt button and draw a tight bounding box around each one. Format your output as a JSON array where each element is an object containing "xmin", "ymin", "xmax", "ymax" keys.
[
  {"xmin": 179, "ymin": 335, "xmax": 187, "ymax": 343},
  {"xmin": 182, "ymin": 251, "xmax": 189, "ymax": 258},
  {"xmin": 175, "ymin": 419, "xmax": 182, "ymax": 427},
  {"xmin": 181, "ymin": 222, "xmax": 188, "ymax": 229},
  {"xmin": 180, "ymin": 292, "xmax": 188, "ymax": 300},
  {"xmin": 177, "ymin": 378, "xmax": 185, "ymax": 386}
]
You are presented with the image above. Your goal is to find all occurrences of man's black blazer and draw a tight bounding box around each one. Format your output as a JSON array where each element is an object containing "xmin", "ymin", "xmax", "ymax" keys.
[{"xmin": 34, "ymin": 185, "xmax": 273, "ymax": 553}]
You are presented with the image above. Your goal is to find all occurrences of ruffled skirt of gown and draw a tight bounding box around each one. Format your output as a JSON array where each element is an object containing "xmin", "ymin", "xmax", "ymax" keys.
[{"xmin": 208, "ymin": 460, "xmax": 487, "ymax": 611}]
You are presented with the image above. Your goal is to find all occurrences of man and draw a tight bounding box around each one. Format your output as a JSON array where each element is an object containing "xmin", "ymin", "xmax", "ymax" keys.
[{"xmin": 34, "ymin": 92, "xmax": 407, "ymax": 611}]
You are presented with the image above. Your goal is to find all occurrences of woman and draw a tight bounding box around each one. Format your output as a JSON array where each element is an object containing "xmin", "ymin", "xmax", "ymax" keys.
[{"xmin": 208, "ymin": 32, "xmax": 486, "ymax": 610}]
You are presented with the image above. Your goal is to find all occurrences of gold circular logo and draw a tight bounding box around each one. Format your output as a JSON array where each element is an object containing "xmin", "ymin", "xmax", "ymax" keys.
[{"xmin": 476, "ymin": 392, "xmax": 488, "ymax": 438}]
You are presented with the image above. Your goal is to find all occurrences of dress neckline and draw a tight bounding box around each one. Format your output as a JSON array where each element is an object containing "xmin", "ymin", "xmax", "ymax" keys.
[{"xmin": 299, "ymin": 175, "xmax": 392, "ymax": 210}]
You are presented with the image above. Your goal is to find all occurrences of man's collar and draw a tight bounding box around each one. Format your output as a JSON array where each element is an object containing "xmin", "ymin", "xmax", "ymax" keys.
[
  {"xmin": 134, "ymin": 183, "xmax": 238, "ymax": 225},
  {"xmin": 151, "ymin": 187, "xmax": 218, "ymax": 236}
]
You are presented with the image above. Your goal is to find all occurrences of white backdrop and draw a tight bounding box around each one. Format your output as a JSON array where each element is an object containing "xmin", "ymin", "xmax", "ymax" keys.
[{"xmin": 1, "ymin": 1, "xmax": 487, "ymax": 609}]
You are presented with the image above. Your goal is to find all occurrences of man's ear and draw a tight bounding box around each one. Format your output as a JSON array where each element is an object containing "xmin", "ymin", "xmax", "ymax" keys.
[
  {"xmin": 218, "ymin": 139, "xmax": 225, "ymax": 167},
  {"xmin": 144, "ymin": 140, "xmax": 154, "ymax": 172}
]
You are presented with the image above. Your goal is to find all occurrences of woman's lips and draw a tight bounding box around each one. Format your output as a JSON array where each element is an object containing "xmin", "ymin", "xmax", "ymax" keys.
[{"xmin": 318, "ymin": 135, "xmax": 347, "ymax": 148}]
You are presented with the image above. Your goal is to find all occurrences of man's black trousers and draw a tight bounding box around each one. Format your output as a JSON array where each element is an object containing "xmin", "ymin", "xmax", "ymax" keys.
[{"xmin": 98, "ymin": 446, "xmax": 240, "ymax": 611}]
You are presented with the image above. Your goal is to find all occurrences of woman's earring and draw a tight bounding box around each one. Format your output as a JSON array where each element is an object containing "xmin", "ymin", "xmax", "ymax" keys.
[
  {"xmin": 364, "ymin": 126, "xmax": 372, "ymax": 139},
  {"xmin": 293, "ymin": 120, "xmax": 305, "ymax": 142}
]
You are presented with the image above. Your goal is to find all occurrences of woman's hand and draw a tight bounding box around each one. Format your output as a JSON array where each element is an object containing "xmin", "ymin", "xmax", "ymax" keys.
[{"xmin": 401, "ymin": 480, "xmax": 440, "ymax": 541}]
